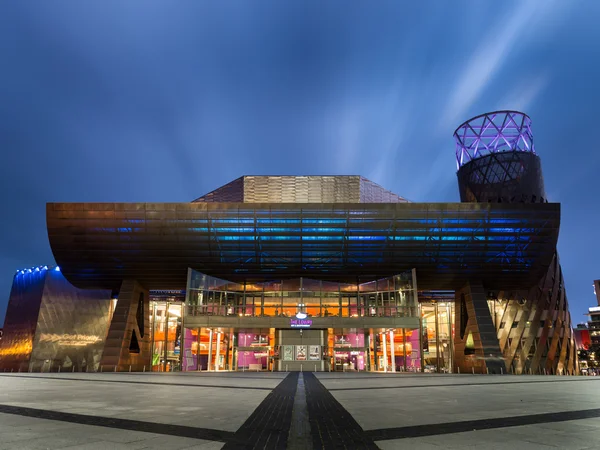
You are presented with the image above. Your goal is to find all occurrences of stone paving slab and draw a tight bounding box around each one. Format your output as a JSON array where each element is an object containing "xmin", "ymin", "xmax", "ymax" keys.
[
  {"xmin": 375, "ymin": 422, "xmax": 600, "ymax": 450},
  {"xmin": 0, "ymin": 372, "xmax": 286, "ymax": 389},
  {"xmin": 1, "ymin": 372, "xmax": 600, "ymax": 449},
  {"xmin": 319, "ymin": 374, "xmax": 600, "ymax": 431},
  {"xmin": 0, "ymin": 373, "xmax": 275, "ymax": 432}
]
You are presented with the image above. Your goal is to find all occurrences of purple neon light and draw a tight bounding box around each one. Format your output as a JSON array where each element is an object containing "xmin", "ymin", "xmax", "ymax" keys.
[{"xmin": 453, "ymin": 111, "xmax": 535, "ymax": 170}]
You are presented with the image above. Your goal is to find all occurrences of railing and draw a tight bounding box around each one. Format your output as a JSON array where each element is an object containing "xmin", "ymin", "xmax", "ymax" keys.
[{"xmin": 185, "ymin": 305, "xmax": 418, "ymax": 318}]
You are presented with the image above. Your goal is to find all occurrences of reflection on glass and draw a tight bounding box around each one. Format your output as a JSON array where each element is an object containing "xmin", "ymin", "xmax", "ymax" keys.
[{"xmin": 186, "ymin": 269, "xmax": 418, "ymax": 319}]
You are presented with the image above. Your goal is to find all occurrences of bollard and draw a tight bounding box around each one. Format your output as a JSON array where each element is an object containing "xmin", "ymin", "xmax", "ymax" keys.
[
  {"xmin": 544, "ymin": 368, "xmax": 546, "ymax": 375},
  {"xmin": 472, "ymin": 367, "xmax": 474, "ymax": 375},
  {"xmin": 100, "ymin": 365, "xmax": 103, "ymax": 373},
  {"xmin": 72, "ymin": 366, "xmax": 75, "ymax": 373},
  {"xmin": 486, "ymin": 368, "xmax": 489, "ymax": 375},
  {"xmin": 143, "ymin": 366, "xmax": 146, "ymax": 372},
  {"xmin": 114, "ymin": 365, "xmax": 117, "ymax": 372},
  {"xmin": 458, "ymin": 367, "xmax": 460, "ymax": 374},
  {"xmin": 58, "ymin": 366, "xmax": 61, "ymax": 373},
  {"xmin": 286, "ymin": 364, "xmax": 288, "ymax": 372},
  {"xmin": 314, "ymin": 364, "xmax": 317, "ymax": 373},
  {"xmin": 501, "ymin": 367, "xmax": 503, "ymax": 375},
  {"xmin": 129, "ymin": 365, "xmax": 132, "ymax": 372},
  {"xmin": 300, "ymin": 364, "xmax": 303, "ymax": 373}
]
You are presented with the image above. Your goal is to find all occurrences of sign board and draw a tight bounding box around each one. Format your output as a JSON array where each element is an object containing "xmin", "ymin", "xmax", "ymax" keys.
[{"xmin": 290, "ymin": 319, "xmax": 312, "ymax": 328}]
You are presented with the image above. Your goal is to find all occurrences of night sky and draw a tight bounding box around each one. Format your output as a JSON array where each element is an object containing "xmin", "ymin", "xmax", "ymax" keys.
[{"xmin": 1, "ymin": 1, "xmax": 599, "ymax": 326}]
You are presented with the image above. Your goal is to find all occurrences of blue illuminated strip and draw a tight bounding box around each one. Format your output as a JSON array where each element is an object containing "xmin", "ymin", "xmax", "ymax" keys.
[
  {"xmin": 347, "ymin": 236, "xmax": 386, "ymax": 241},
  {"xmin": 302, "ymin": 236, "xmax": 343, "ymax": 241}
]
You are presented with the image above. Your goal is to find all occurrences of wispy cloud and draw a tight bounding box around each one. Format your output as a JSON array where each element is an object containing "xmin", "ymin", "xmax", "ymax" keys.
[
  {"xmin": 418, "ymin": 0, "xmax": 567, "ymax": 199},
  {"xmin": 439, "ymin": 1, "xmax": 552, "ymax": 132},
  {"xmin": 496, "ymin": 72, "xmax": 550, "ymax": 112}
]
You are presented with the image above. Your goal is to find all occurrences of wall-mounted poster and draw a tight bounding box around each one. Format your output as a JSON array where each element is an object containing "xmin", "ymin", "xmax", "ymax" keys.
[
  {"xmin": 309, "ymin": 345, "xmax": 320, "ymax": 360},
  {"xmin": 283, "ymin": 346, "xmax": 294, "ymax": 361},
  {"xmin": 296, "ymin": 345, "xmax": 307, "ymax": 361}
]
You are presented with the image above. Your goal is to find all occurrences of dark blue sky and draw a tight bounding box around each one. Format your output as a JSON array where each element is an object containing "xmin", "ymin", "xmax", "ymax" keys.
[{"xmin": 1, "ymin": 1, "xmax": 599, "ymax": 326}]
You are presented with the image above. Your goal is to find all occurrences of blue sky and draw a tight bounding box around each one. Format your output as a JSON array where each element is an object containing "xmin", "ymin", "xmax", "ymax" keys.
[{"xmin": 1, "ymin": 1, "xmax": 599, "ymax": 325}]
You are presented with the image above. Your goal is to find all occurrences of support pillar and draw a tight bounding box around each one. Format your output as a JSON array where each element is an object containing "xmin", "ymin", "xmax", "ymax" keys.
[
  {"xmin": 454, "ymin": 281, "xmax": 506, "ymax": 374},
  {"xmin": 403, "ymin": 328, "xmax": 408, "ymax": 372},
  {"xmin": 207, "ymin": 329, "xmax": 213, "ymax": 371},
  {"xmin": 382, "ymin": 332, "xmax": 388, "ymax": 372},
  {"xmin": 389, "ymin": 330, "xmax": 395, "ymax": 372},
  {"xmin": 215, "ymin": 332, "xmax": 221, "ymax": 371},
  {"xmin": 100, "ymin": 280, "xmax": 151, "ymax": 371}
]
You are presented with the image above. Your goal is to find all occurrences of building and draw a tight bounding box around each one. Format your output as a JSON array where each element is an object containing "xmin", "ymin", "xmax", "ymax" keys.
[
  {"xmin": 574, "ymin": 281, "xmax": 600, "ymax": 374},
  {"xmin": 0, "ymin": 111, "xmax": 578, "ymax": 375}
]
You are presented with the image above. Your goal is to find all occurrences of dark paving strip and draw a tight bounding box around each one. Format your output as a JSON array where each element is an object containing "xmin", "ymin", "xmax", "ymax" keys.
[
  {"xmin": 0, "ymin": 374, "xmax": 272, "ymax": 390},
  {"xmin": 288, "ymin": 373, "xmax": 312, "ymax": 449},
  {"xmin": 223, "ymin": 372, "xmax": 299, "ymax": 450},
  {"xmin": 303, "ymin": 372, "xmax": 379, "ymax": 449},
  {"xmin": 328, "ymin": 378, "xmax": 600, "ymax": 391},
  {"xmin": 367, "ymin": 407, "xmax": 600, "ymax": 441},
  {"xmin": 0, "ymin": 404, "xmax": 233, "ymax": 442}
]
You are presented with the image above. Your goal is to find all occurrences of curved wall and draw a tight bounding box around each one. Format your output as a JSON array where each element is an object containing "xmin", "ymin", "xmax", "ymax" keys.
[{"xmin": 454, "ymin": 116, "xmax": 577, "ymax": 374}]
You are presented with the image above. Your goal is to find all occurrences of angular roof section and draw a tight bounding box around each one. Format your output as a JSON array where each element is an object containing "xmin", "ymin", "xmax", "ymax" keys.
[{"xmin": 192, "ymin": 175, "xmax": 409, "ymax": 203}]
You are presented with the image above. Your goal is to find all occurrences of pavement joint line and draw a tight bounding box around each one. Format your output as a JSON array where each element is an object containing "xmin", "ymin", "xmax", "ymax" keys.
[
  {"xmin": 327, "ymin": 378, "xmax": 600, "ymax": 391},
  {"xmin": 0, "ymin": 404, "xmax": 234, "ymax": 443},
  {"xmin": 366, "ymin": 407, "xmax": 600, "ymax": 441},
  {"xmin": 222, "ymin": 371, "xmax": 299, "ymax": 450},
  {"xmin": 0, "ymin": 374, "xmax": 274, "ymax": 390}
]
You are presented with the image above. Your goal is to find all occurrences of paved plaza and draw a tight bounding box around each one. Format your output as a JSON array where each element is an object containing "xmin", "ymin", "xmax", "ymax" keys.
[{"xmin": 0, "ymin": 372, "xmax": 599, "ymax": 449}]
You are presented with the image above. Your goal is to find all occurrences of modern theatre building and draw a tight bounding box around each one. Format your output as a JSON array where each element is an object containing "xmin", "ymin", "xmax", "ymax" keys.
[{"xmin": 0, "ymin": 111, "xmax": 578, "ymax": 375}]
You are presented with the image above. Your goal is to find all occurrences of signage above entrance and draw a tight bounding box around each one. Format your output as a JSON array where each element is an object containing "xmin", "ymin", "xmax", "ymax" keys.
[{"xmin": 290, "ymin": 318, "xmax": 312, "ymax": 328}]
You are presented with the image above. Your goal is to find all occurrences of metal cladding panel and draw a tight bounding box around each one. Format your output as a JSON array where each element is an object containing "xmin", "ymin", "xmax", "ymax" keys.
[
  {"xmin": 489, "ymin": 253, "xmax": 577, "ymax": 375},
  {"xmin": 47, "ymin": 202, "xmax": 560, "ymax": 291},
  {"xmin": 457, "ymin": 152, "xmax": 546, "ymax": 203},
  {"xmin": 192, "ymin": 176, "xmax": 409, "ymax": 204},
  {"xmin": 29, "ymin": 270, "xmax": 112, "ymax": 372},
  {"xmin": 0, "ymin": 268, "xmax": 112, "ymax": 372},
  {"xmin": 359, "ymin": 177, "xmax": 409, "ymax": 203},
  {"xmin": 192, "ymin": 177, "xmax": 244, "ymax": 203},
  {"xmin": 0, "ymin": 269, "xmax": 46, "ymax": 369}
]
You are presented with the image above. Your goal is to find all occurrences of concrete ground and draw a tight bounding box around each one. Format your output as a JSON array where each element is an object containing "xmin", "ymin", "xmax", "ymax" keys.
[{"xmin": 0, "ymin": 371, "xmax": 598, "ymax": 449}]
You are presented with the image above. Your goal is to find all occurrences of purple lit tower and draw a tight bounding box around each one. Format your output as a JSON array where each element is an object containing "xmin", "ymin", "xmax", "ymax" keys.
[{"xmin": 453, "ymin": 111, "xmax": 577, "ymax": 375}]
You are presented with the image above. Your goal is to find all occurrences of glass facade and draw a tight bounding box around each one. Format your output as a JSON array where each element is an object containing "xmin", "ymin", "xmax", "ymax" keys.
[
  {"xmin": 149, "ymin": 296, "xmax": 183, "ymax": 372},
  {"xmin": 420, "ymin": 302, "xmax": 454, "ymax": 373},
  {"xmin": 185, "ymin": 269, "xmax": 418, "ymax": 319}
]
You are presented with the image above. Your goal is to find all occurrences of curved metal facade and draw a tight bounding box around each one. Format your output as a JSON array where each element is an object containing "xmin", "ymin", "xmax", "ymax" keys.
[
  {"xmin": 457, "ymin": 152, "xmax": 546, "ymax": 204},
  {"xmin": 46, "ymin": 202, "xmax": 560, "ymax": 292},
  {"xmin": 453, "ymin": 111, "xmax": 577, "ymax": 375}
]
